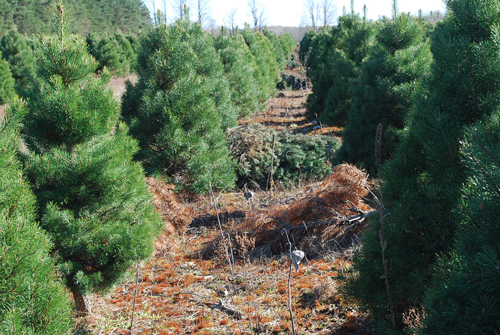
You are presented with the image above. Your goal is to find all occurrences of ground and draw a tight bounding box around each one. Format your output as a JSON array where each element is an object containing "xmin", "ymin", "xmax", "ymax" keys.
[{"xmin": 82, "ymin": 68, "xmax": 379, "ymax": 334}]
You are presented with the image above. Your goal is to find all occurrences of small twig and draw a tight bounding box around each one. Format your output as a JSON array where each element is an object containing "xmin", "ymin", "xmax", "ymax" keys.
[
  {"xmin": 282, "ymin": 229, "xmax": 297, "ymax": 335},
  {"xmin": 341, "ymin": 253, "xmax": 354, "ymax": 277},
  {"xmin": 345, "ymin": 200, "xmax": 366, "ymax": 214},
  {"xmin": 129, "ymin": 264, "xmax": 140, "ymax": 334},
  {"xmin": 209, "ymin": 181, "xmax": 234, "ymax": 271}
]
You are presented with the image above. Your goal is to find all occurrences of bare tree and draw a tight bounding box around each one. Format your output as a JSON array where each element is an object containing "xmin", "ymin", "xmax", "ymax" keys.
[
  {"xmin": 300, "ymin": 0, "xmax": 317, "ymax": 30},
  {"xmin": 318, "ymin": 0, "xmax": 337, "ymax": 28},
  {"xmin": 195, "ymin": 0, "xmax": 212, "ymax": 28},
  {"xmin": 247, "ymin": 0, "xmax": 268, "ymax": 31},
  {"xmin": 207, "ymin": 17, "xmax": 218, "ymax": 34},
  {"xmin": 161, "ymin": 0, "xmax": 168, "ymax": 24},
  {"xmin": 224, "ymin": 8, "xmax": 238, "ymax": 34},
  {"xmin": 144, "ymin": 0, "xmax": 158, "ymax": 25},
  {"xmin": 301, "ymin": 0, "xmax": 336, "ymax": 30},
  {"xmin": 170, "ymin": 0, "xmax": 189, "ymax": 20}
]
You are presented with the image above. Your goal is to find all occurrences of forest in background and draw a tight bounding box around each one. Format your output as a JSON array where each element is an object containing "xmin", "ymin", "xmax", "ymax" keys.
[{"xmin": 0, "ymin": 0, "xmax": 151, "ymax": 35}]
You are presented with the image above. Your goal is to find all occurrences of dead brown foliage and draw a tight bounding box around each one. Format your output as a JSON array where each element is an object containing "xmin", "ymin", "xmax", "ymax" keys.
[
  {"xmin": 146, "ymin": 177, "xmax": 192, "ymax": 235},
  {"xmin": 204, "ymin": 164, "xmax": 373, "ymax": 259}
]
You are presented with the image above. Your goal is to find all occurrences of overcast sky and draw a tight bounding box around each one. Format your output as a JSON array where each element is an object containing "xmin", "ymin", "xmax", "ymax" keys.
[{"xmin": 152, "ymin": 0, "xmax": 447, "ymax": 27}]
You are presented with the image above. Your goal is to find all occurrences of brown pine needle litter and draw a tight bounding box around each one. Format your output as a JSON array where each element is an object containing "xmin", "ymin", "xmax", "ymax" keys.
[{"xmin": 203, "ymin": 163, "xmax": 373, "ymax": 259}]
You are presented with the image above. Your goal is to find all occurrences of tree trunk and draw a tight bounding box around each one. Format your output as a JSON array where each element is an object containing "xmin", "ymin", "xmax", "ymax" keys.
[{"xmin": 71, "ymin": 287, "xmax": 90, "ymax": 317}]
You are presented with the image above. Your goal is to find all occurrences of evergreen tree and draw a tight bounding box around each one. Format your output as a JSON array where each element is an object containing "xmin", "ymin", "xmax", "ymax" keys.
[
  {"xmin": 263, "ymin": 29, "xmax": 287, "ymax": 70},
  {"xmin": 421, "ymin": 118, "xmax": 500, "ymax": 334},
  {"xmin": 0, "ymin": 106, "xmax": 73, "ymax": 333},
  {"xmin": 344, "ymin": 0, "xmax": 500, "ymax": 331},
  {"xmin": 17, "ymin": 4, "xmax": 162, "ymax": 314},
  {"xmin": 339, "ymin": 2, "xmax": 431, "ymax": 176},
  {"xmin": 122, "ymin": 17, "xmax": 237, "ymax": 194},
  {"xmin": 300, "ymin": 28, "xmax": 348, "ymax": 122},
  {"xmin": 0, "ymin": 55, "xmax": 15, "ymax": 104},
  {"xmin": 319, "ymin": 10, "xmax": 375, "ymax": 127},
  {"xmin": 213, "ymin": 28, "xmax": 263, "ymax": 117},
  {"xmin": 0, "ymin": 0, "xmax": 151, "ymax": 36},
  {"xmin": 242, "ymin": 27, "xmax": 281, "ymax": 100},
  {"xmin": 0, "ymin": 30, "xmax": 36, "ymax": 95}
]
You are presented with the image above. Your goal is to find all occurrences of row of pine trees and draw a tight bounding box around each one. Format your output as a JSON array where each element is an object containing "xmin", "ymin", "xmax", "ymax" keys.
[
  {"xmin": 302, "ymin": 0, "xmax": 500, "ymax": 333},
  {"xmin": 0, "ymin": 28, "xmax": 141, "ymax": 103},
  {"xmin": 0, "ymin": 4, "xmax": 295, "ymax": 332}
]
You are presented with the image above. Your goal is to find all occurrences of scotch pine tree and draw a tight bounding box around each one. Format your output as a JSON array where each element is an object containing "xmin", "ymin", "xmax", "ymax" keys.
[
  {"xmin": 301, "ymin": 29, "xmax": 336, "ymax": 117},
  {"xmin": 242, "ymin": 27, "xmax": 281, "ymax": 100},
  {"xmin": 0, "ymin": 106, "xmax": 73, "ymax": 333},
  {"xmin": 93, "ymin": 33, "xmax": 137, "ymax": 76},
  {"xmin": 339, "ymin": 1, "xmax": 431, "ymax": 175},
  {"xmin": 421, "ymin": 117, "xmax": 500, "ymax": 334},
  {"xmin": 345, "ymin": 0, "xmax": 500, "ymax": 331},
  {"xmin": 0, "ymin": 29, "xmax": 36, "ymax": 95},
  {"xmin": 122, "ymin": 16, "xmax": 237, "ymax": 193},
  {"xmin": 213, "ymin": 28, "xmax": 263, "ymax": 117},
  {"xmin": 17, "ymin": 4, "xmax": 163, "ymax": 314},
  {"xmin": 0, "ymin": 55, "xmax": 15, "ymax": 104},
  {"xmin": 313, "ymin": 10, "xmax": 375, "ymax": 127}
]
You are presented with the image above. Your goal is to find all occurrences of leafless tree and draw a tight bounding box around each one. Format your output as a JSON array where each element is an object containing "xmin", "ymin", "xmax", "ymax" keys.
[
  {"xmin": 224, "ymin": 8, "xmax": 238, "ymax": 35},
  {"xmin": 195, "ymin": 0, "xmax": 212, "ymax": 28},
  {"xmin": 300, "ymin": 0, "xmax": 317, "ymax": 30},
  {"xmin": 170, "ymin": 0, "xmax": 189, "ymax": 20},
  {"xmin": 301, "ymin": 0, "xmax": 337, "ymax": 30},
  {"xmin": 144, "ymin": 0, "xmax": 158, "ymax": 25},
  {"xmin": 318, "ymin": 0, "xmax": 337, "ymax": 28},
  {"xmin": 247, "ymin": 0, "xmax": 268, "ymax": 31}
]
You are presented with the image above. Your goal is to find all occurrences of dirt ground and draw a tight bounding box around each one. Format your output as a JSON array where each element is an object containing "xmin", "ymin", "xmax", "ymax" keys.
[{"xmin": 107, "ymin": 73, "xmax": 138, "ymax": 103}]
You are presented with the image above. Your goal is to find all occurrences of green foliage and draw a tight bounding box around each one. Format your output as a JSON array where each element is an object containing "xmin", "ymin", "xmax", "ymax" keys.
[
  {"xmin": 227, "ymin": 124, "xmax": 341, "ymax": 187},
  {"xmin": 344, "ymin": 0, "xmax": 500, "ymax": 330},
  {"xmin": 339, "ymin": 11, "xmax": 431, "ymax": 176},
  {"xmin": 300, "ymin": 16, "xmax": 376, "ymax": 129},
  {"xmin": 0, "ymin": 30, "xmax": 36, "ymax": 95},
  {"xmin": 0, "ymin": 55, "xmax": 15, "ymax": 104},
  {"xmin": 242, "ymin": 27, "xmax": 281, "ymax": 100},
  {"xmin": 275, "ymin": 132, "xmax": 341, "ymax": 184},
  {"xmin": 213, "ymin": 29, "xmax": 263, "ymax": 117},
  {"xmin": 18, "ymin": 5, "xmax": 162, "ymax": 296},
  {"xmin": 0, "ymin": 0, "xmax": 151, "ymax": 36},
  {"xmin": 421, "ymin": 117, "xmax": 500, "ymax": 334},
  {"xmin": 0, "ymin": 106, "xmax": 73, "ymax": 334},
  {"xmin": 122, "ymin": 19, "xmax": 237, "ymax": 194},
  {"xmin": 91, "ymin": 33, "xmax": 137, "ymax": 76},
  {"xmin": 263, "ymin": 30, "xmax": 287, "ymax": 70}
]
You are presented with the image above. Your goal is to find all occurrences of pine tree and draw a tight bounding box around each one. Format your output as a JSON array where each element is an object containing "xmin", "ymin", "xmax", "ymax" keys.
[
  {"xmin": 17, "ymin": 4, "xmax": 163, "ymax": 314},
  {"xmin": 122, "ymin": 16, "xmax": 237, "ymax": 194},
  {"xmin": 319, "ymin": 10, "xmax": 375, "ymax": 127},
  {"xmin": 213, "ymin": 28, "xmax": 263, "ymax": 117},
  {"xmin": 300, "ymin": 27, "xmax": 349, "ymax": 122},
  {"xmin": 339, "ymin": 1, "xmax": 431, "ymax": 176},
  {"xmin": 421, "ymin": 117, "xmax": 500, "ymax": 334},
  {"xmin": 0, "ymin": 106, "xmax": 73, "ymax": 333},
  {"xmin": 0, "ymin": 55, "xmax": 15, "ymax": 104},
  {"xmin": 242, "ymin": 27, "xmax": 281, "ymax": 101},
  {"xmin": 0, "ymin": 29, "xmax": 36, "ymax": 95},
  {"xmin": 344, "ymin": 0, "xmax": 500, "ymax": 331}
]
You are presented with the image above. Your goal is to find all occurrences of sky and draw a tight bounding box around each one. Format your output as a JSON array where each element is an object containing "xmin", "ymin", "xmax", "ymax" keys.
[{"xmin": 156, "ymin": 0, "xmax": 447, "ymax": 27}]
